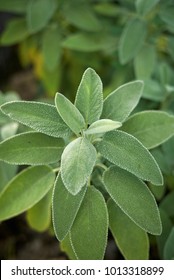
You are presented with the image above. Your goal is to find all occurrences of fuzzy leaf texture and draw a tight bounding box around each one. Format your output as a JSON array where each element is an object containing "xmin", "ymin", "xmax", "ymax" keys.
[
  {"xmin": 61, "ymin": 137, "xmax": 96, "ymax": 195},
  {"xmin": 121, "ymin": 111, "xmax": 174, "ymax": 149},
  {"xmin": 103, "ymin": 166, "xmax": 162, "ymax": 235},
  {"xmin": 52, "ymin": 174, "xmax": 87, "ymax": 241},
  {"xmin": 136, "ymin": 0, "xmax": 160, "ymax": 16},
  {"xmin": 0, "ymin": 132, "xmax": 64, "ymax": 165},
  {"xmin": 84, "ymin": 119, "xmax": 122, "ymax": 135},
  {"xmin": 118, "ymin": 18, "xmax": 147, "ymax": 64},
  {"xmin": 0, "ymin": 166, "xmax": 55, "ymax": 221},
  {"xmin": 55, "ymin": 93, "xmax": 86, "ymax": 135},
  {"xmin": 96, "ymin": 130, "xmax": 163, "ymax": 186},
  {"xmin": 107, "ymin": 199, "xmax": 149, "ymax": 260},
  {"xmin": 102, "ymin": 81, "xmax": 143, "ymax": 122},
  {"xmin": 70, "ymin": 186, "xmax": 108, "ymax": 260},
  {"xmin": 0, "ymin": 101, "xmax": 71, "ymax": 138},
  {"xmin": 75, "ymin": 68, "xmax": 103, "ymax": 125}
]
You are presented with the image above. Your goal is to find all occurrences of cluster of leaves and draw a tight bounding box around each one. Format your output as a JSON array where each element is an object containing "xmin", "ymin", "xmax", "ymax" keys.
[
  {"xmin": 0, "ymin": 0, "xmax": 174, "ymax": 104},
  {"xmin": 0, "ymin": 68, "xmax": 174, "ymax": 259}
]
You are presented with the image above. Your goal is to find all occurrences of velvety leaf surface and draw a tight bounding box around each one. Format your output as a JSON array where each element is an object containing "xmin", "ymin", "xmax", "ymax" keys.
[
  {"xmin": 121, "ymin": 111, "xmax": 174, "ymax": 149},
  {"xmin": 0, "ymin": 166, "xmax": 55, "ymax": 221},
  {"xmin": 0, "ymin": 132, "xmax": 64, "ymax": 165},
  {"xmin": 119, "ymin": 18, "xmax": 147, "ymax": 64},
  {"xmin": 75, "ymin": 68, "xmax": 103, "ymax": 125},
  {"xmin": 107, "ymin": 199, "xmax": 149, "ymax": 259},
  {"xmin": 164, "ymin": 227, "xmax": 174, "ymax": 260},
  {"xmin": 96, "ymin": 130, "xmax": 163, "ymax": 186},
  {"xmin": 102, "ymin": 81, "xmax": 143, "ymax": 122},
  {"xmin": 103, "ymin": 166, "xmax": 162, "ymax": 235},
  {"xmin": 27, "ymin": 190, "xmax": 52, "ymax": 232},
  {"xmin": 27, "ymin": 0, "xmax": 57, "ymax": 33},
  {"xmin": 61, "ymin": 137, "xmax": 96, "ymax": 195},
  {"xmin": 55, "ymin": 93, "xmax": 86, "ymax": 135},
  {"xmin": 52, "ymin": 174, "xmax": 86, "ymax": 241},
  {"xmin": 84, "ymin": 119, "xmax": 122, "ymax": 135},
  {"xmin": 1, "ymin": 101, "xmax": 71, "ymax": 138},
  {"xmin": 70, "ymin": 186, "xmax": 108, "ymax": 260}
]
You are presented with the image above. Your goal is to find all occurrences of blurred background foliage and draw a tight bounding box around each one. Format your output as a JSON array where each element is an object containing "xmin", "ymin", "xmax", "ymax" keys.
[{"xmin": 0, "ymin": 0, "xmax": 174, "ymax": 259}]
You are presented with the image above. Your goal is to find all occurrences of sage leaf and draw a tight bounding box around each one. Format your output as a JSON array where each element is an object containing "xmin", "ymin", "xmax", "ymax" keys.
[
  {"xmin": 1, "ymin": 101, "xmax": 71, "ymax": 138},
  {"xmin": 0, "ymin": 162, "xmax": 17, "ymax": 194},
  {"xmin": 136, "ymin": 0, "xmax": 160, "ymax": 16},
  {"xmin": 103, "ymin": 166, "xmax": 162, "ymax": 235},
  {"xmin": 96, "ymin": 130, "xmax": 163, "ymax": 186},
  {"xmin": 160, "ymin": 191, "xmax": 174, "ymax": 218},
  {"xmin": 0, "ymin": 132, "xmax": 64, "ymax": 165},
  {"xmin": 164, "ymin": 227, "xmax": 174, "ymax": 260},
  {"xmin": 75, "ymin": 68, "xmax": 103, "ymax": 125},
  {"xmin": 27, "ymin": 0, "xmax": 58, "ymax": 33},
  {"xmin": 0, "ymin": 165, "xmax": 55, "ymax": 221},
  {"xmin": 70, "ymin": 186, "xmax": 108, "ymax": 260},
  {"xmin": 84, "ymin": 119, "xmax": 122, "ymax": 135},
  {"xmin": 134, "ymin": 45, "xmax": 156, "ymax": 79},
  {"xmin": 107, "ymin": 199, "xmax": 149, "ymax": 260},
  {"xmin": 121, "ymin": 111, "xmax": 174, "ymax": 149},
  {"xmin": 27, "ymin": 190, "xmax": 52, "ymax": 232},
  {"xmin": 61, "ymin": 137, "xmax": 97, "ymax": 195},
  {"xmin": 55, "ymin": 93, "xmax": 86, "ymax": 135},
  {"xmin": 62, "ymin": 2, "xmax": 102, "ymax": 32},
  {"xmin": 1, "ymin": 18, "xmax": 28, "ymax": 45},
  {"xmin": 60, "ymin": 234, "xmax": 77, "ymax": 260},
  {"xmin": 102, "ymin": 81, "xmax": 143, "ymax": 122},
  {"xmin": 119, "ymin": 18, "xmax": 147, "ymax": 64},
  {"xmin": 52, "ymin": 174, "xmax": 86, "ymax": 241}
]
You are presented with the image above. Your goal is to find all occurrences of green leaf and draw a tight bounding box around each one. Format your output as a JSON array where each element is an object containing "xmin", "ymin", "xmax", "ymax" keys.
[
  {"xmin": 164, "ymin": 227, "xmax": 174, "ymax": 259},
  {"xmin": 75, "ymin": 68, "xmax": 103, "ymax": 125},
  {"xmin": 1, "ymin": 122, "xmax": 18, "ymax": 140},
  {"xmin": 61, "ymin": 137, "xmax": 96, "ymax": 195},
  {"xmin": 27, "ymin": 0, "xmax": 58, "ymax": 33},
  {"xmin": 1, "ymin": 18, "xmax": 29, "ymax": 45},
  {"xmin": 103, "ymin": 166, "xmax": 162, "ymax": 235},
  {"xmin": 0, "ymin": 0, "xmax": 28, "ymax": 13},
  {"xmin": 142, "ymin": 79, "xmax": 164, "ymax": 102},
  {"xmin": 26, "ymin": 190, "xmax": 52, "ymax": 232},
  {"xmin": 134, "ymin": 45, "xmax": 156, "ymax": 79},
  {"xmin": 60, "ymin": 234, "xmax": 77, "ymax": 260},
  {"xmin": 96, "ymin": 130, "xmax": 163, "ymax": 185},
  {"xmin": 156, "ymin": 209, "xmax": 173, "ymax": 259},
  {"xmin": 52, "ymin": 173, "xmax": 86, "ymax": 241},
  {"xmin": 119, "ymin": 18, "xmax": 147, "ymax": 64},
  {"xmin": 55, "ymin": 93, "xmax": 86, "ymax": 135},
  {"xmin": 136, "ymin": 0, "xmax": 160, "ymax": 16},
  {"xmin": 0, "ymin": 132, "xmax": 64, "ymax": 165},
  {"xmin": 102, "ymin": 81, "xmax": 143, "ymax": 122},
  {"xmin": 62, "ymin": 32, "xmax": 117, "ymax": 52},
  {"xmin": 121, "ymin": 111, "xmax": 174, "ymax": 149},
  {"xmin": 160, "ymin": 191, "xmax": 174, "ymax": 217},
  {"xmin": 0, "ymin": 165, "xmax": 55, "ymax": 221},
  {"xmin": 84, "ymin": 119, "xmax": 122, "ymax": 135},
  {"xmin": 107, "ymin": 199, "xmax": 149, "ymax": 259},
  {"xmin": 42, "ymin": 26, "xmax": 62, "ymax": 71},
  {"xmin": 70, "ymin": 186, "xmax": 108, "ymax": 260},
  {"xmin": 159, "ymin": 5, "xmax": 174, "ymax": 29},
  {"xmin": 62, "ymin": 2, "xmax": 102, "ymax": 32},
  {"xmin": 1, "ymin": 101, "xmax": 71, "ymax": 138},
  {"xmin": 0, "ymin": 162, "xmax": 17, "ymax": 194}
]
